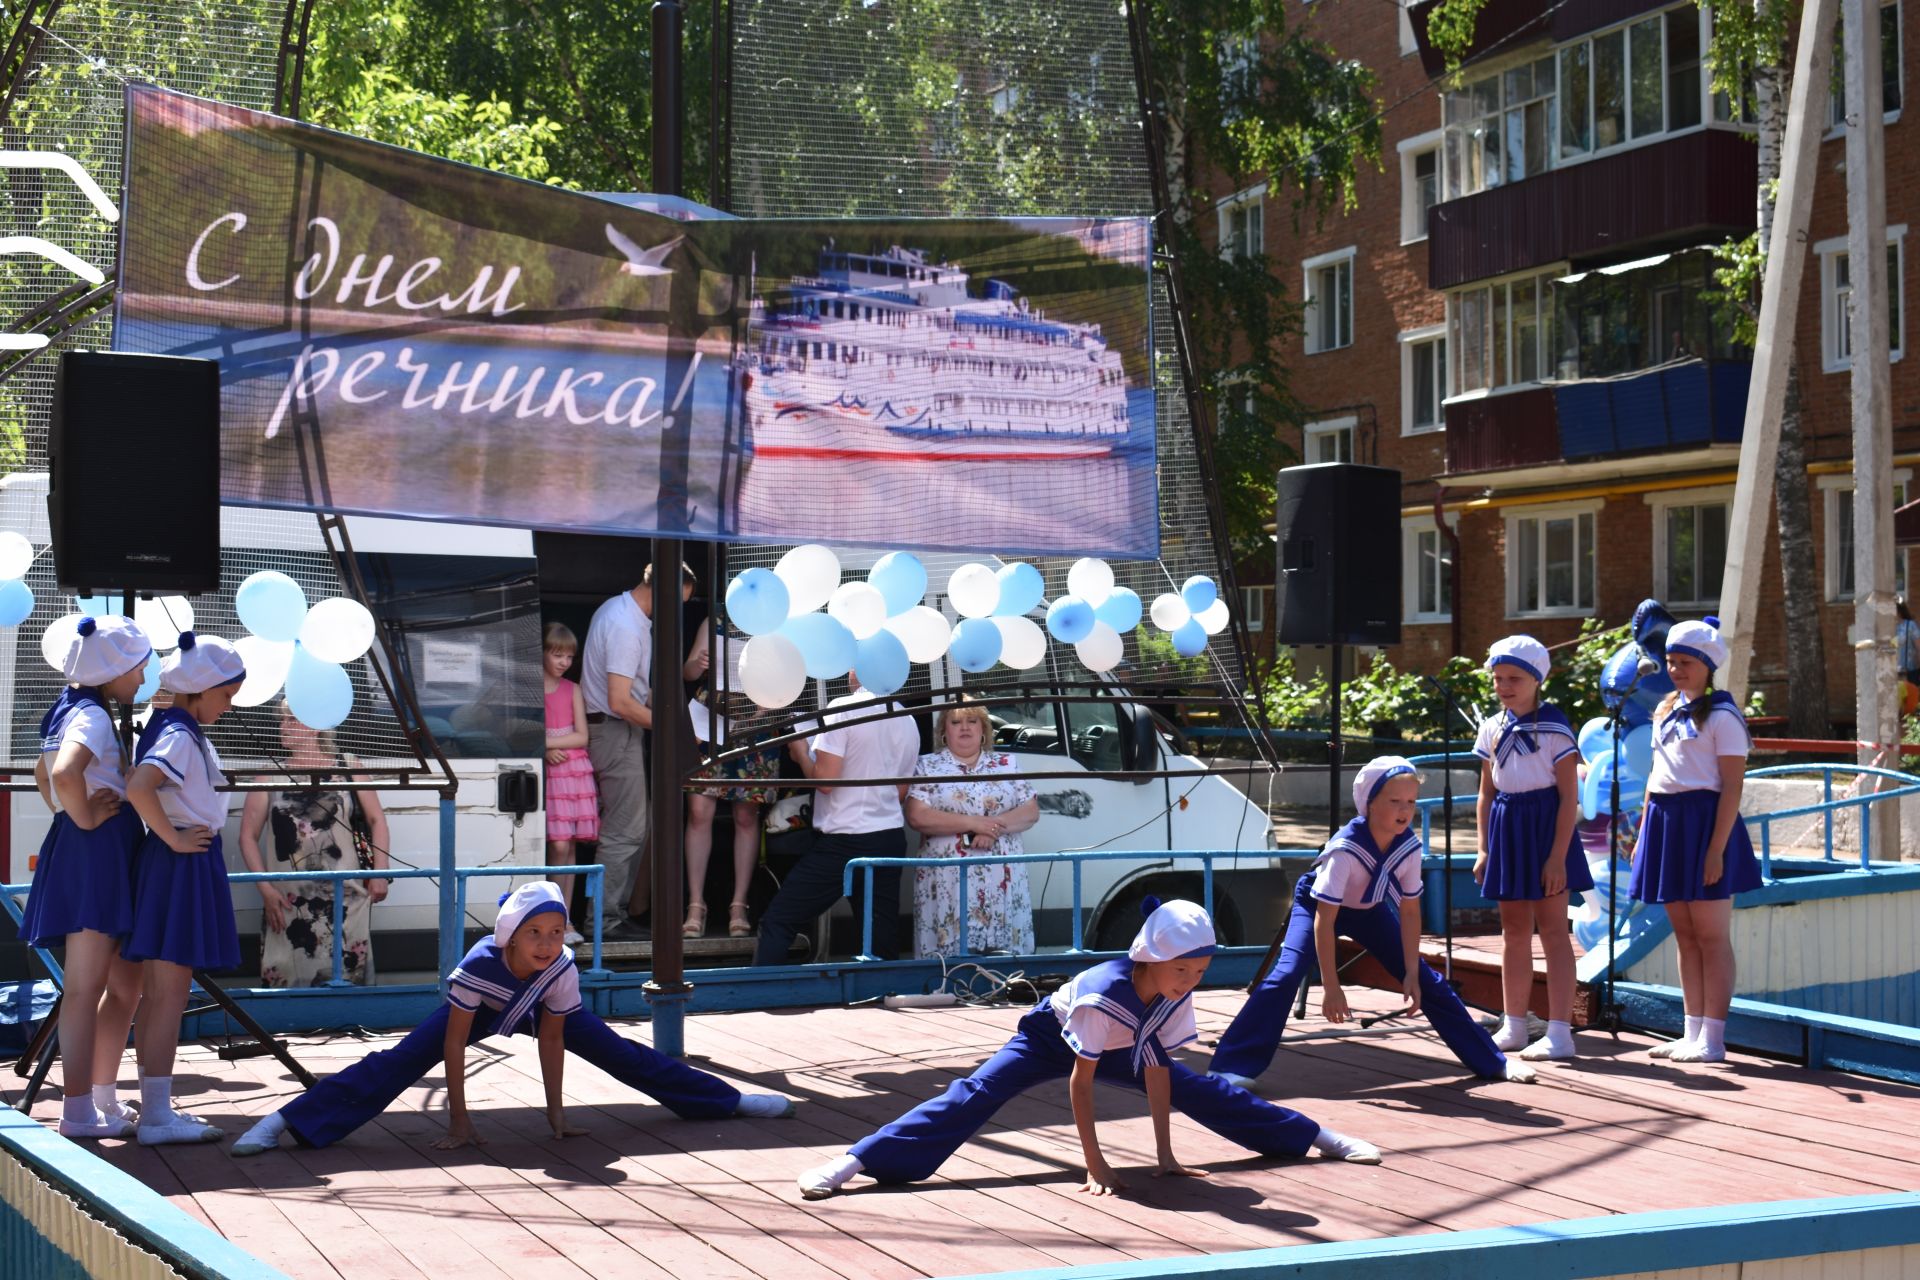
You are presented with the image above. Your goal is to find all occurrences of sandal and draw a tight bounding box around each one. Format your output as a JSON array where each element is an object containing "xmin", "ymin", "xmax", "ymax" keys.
[
  {"xmin": 682, "ymin": 902, "xmax": 708, "ymax": 938},
  {"xmin": 728, "ymin": 902, "xmax": 752, "ymax": 937}
]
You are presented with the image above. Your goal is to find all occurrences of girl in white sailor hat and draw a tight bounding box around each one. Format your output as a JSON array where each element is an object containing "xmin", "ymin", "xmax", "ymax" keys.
[
  {"xmin": 121, "ymin": 631, "xmax": 246, "ymax": 1145},
  {"xmin": 231, "ymin": 881, "xmax": 793, "ymax": 1157},
  {"xmin": 1629, "ymin": 618, "xmax": 1760, "ymax": 1065},
  {"xmin": 23, "ymin": 614, "xmax": 152, "ymax": 1138},
  {"xmin": 1474, "ymin": 635, "xmax": 1590, "ymax": 1062},
  {"xmin": 797, "ymin": 898, "xmax": 1378, "ymax": 1201},
  {"xmin": 1209, "ymin": 756, "xmax": 1535, "ymax": 1089}
]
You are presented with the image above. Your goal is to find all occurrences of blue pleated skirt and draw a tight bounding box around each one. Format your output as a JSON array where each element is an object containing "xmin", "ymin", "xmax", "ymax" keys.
[
  {"xmin": 1483, "ymin": 787, "xmax": 1595, "ymax": 901},
  {"xmin": 122, "ymin": 831, "xmax": 239, "ymax": 971},
  {"xmin": 18, "ymin": 807, "xmax": 143, "ymax": 947},
  {"xmin": 1628, "ymin": 789, "xmax": 1763, "ymax": 903}
]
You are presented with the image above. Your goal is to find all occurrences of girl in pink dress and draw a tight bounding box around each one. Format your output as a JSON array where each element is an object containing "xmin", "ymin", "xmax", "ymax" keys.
[{"xmin": 543, "ymin": 623, "xmax": 597, "ymax": 943}]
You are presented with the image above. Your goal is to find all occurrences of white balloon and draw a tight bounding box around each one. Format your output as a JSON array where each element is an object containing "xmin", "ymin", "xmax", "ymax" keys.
[
  {"xmin": 1075, "ymin": 621, "xmax": 1124, "ymax": 673},
  {"xmin": 1195, "ymin": 599, "xmax": 1232, "ymax": 636},
  {"xmin": 0, "ymin": 531, "xmax": 33, "ymax": 580},
  {"xmin": 40, "ymin": 613, "xmax": 83, "ymax": 673},
  {"xmin": 882, "ymin": 605, "xmax": 952, "ymax": 664},
  {"xmin": 133, "ymin": 596, "xmax": 194, "ymax": 651},
  {"xmin": 991, "ymin": 615, "xmax": 1047, "ymax": 670},
  {"xmin": 1149, "ymin": 593, "xmax": 1191, "ymax": 632},
  {"xmin": 827, "ymin": 581, "xmax": 889, "ymax": 640},
  {"xmin": 1066, "ymin": 557, "xmax": 1115, "ymax": 606},
  {"xmin": 299, "ymin": 597, "xmax": 378, "ymax": 664},
  {"xmin": 947, "ymin": 563, "xmax": 1001, "ymax": 619},
  {"xmin": 775, "ymin": 544, "xmax": 842, "ymax": 616},
  {"xmin": 739, "ymin": 632, "xmax": 808, "ymax": 709},
  {"xmin": 232, "ymin": 636, "xmax": 296, "ymax": 708}
]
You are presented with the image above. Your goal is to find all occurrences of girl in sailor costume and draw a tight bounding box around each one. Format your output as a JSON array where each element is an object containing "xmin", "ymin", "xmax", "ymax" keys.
[
  {"xmin": 23, "ymin": 615, "xmax": 152, "ymax": 1138},
  {"xmin": 1209, "ymin": 757, "xmax": 1535, "ymax": 1089},
  {"xmin": 797, "ymin": 899, "xmax": 1379, "ymax": 1201},
  {"xmin": 232, "ymin": 882, "xmax": 793, "ymax": 1156},
  {"xmin": 121, "ymin": 632, "xmax": 246, "ymax": 1145},
  {"xmin": 1628, "ymin": 619, "xmax": 1760, "ymax": 1065},
  {"xmin": 1474, "ymin": 636, "xmax": 1591, "ymax": 1062}
]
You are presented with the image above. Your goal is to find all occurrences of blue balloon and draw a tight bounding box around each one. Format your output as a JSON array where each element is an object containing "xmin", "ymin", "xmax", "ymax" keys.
[
  {"xmin": 1631, "ymin": 597, "xmax": 1679, "ymax": 659},
  {"xmin": 1171, "ymin": 618, "xmax": 1208, "ymax": 658},
  {"xmin": 725, "ymin": 567, "xmax": 791, "ymax": 636},
  {"xmin": 993, "ymin": 562, "xmax": 1045, "ymax": 617},
  {"xmin": 868, "ymin": 552, "xmax": 928, "ymax": 616},
  {"xmin": 286, "ymin": 644, "xmax": 353, "ymax": 730},
  {"xmin": 949, "ymin": 617, "xmax": 1003, "ymax": 672},
  {"xmin": 1581, "ymin": 748, "xmax": 1647, "ymax": 820},
  {"xmin": 75, "ymin": 592, "xmax": 124, "ymax": 617},
  {"xmin": 1600, "ymin": 641, "xmax": 1674, "ymax": 727},
  {"xmin": 134, "ymin": 652, "xmax": 162, "ymax": 703},
  {"xmin": 853, "ymin": 628, "xmax": 910, "ymax": 696},
  {"xmin": 1621, "ymin": 721, "xmax": 1655, "ymax": 779},
  {"xmin": 236, "ymin": 570, "xmax": 308, "ymax": 642},
  {"xmin": 0, "ymin": 579, "xmax": 32, "ymax": 627},
  {"xmin": 1180, "ymin": 575, "xmax": 1217, "ymax": 613},
  {"xmin": 1577, "ymin": 716, "xmax": 1611, "ymax": 764},
  {"xmin": 1094, "ymin": 586, "xmax": 1142, "ymax": 633},
  {"xmin": 779, "ymin": 613, "xmax": 857, "ymax": 680},
  {"xmin": 1045, "ymin": 595, "xmax": 1095, "ymax": 644}
]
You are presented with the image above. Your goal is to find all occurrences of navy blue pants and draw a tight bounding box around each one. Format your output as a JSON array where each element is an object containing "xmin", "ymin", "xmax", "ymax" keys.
[
  {"xmin": 753, "ymin": 827, "xmax": 904, "ymax": 965},
  {"xmin": 281, "ymin": 1004, "xmax": 741, "ymax": 1148},
  {"xmin": 1210, "ymin": 875, "xmax": 1506, "ymax": 1081},
  {"xmin": 849, "ymin": 1003, "xmax": 1320, "ymax": 1184}
]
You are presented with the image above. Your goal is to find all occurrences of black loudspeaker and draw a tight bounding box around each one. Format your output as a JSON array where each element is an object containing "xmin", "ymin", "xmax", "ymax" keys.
[
  {"xmin": 1274, "ymin": 462, "xmax": 1402, "ymax": 646},
  {"xmin": 49, "ymin": 350, "xmax": 221, "ymax": 593}
]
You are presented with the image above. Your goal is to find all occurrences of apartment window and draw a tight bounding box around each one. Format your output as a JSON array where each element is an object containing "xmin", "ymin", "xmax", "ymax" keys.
[
  {"xmin": 1443, "ymin": 55, "xmax": 1555, "ymax": 198},
  {"xmin": 1304, "ymin": 416, "xmax": 1356, "ymax": 464},
  {"xmin": 1219, "ymin": 187, "xmax": 1265, "ymax": 259},
  {"xmin": 1825, "ymin": 474, "xmax": 1912, "ymax": 600},
  {"xmin": 1818, "ymin": 227, "xmax": 1907, "ymax": 372},
  {"xmin": 1831, "ymin": 0, "xmax": 1903, "ymax": 125},
  {"xmin": 1552, "ymin": 247, "xmax": 1741, "ymax": 377},
  {"xmin": 1667, "ymin": 7, "xmax": 1704, "ymax": 128},
  {"xmin": 1303, "ymin": 248, "xmax": 1355, "ymax": 353},
  {"xmin": 1398, "ymin": 131, "xmax": 1442, "ymax": 242},
  {"xmin": 1242, "ymin": 585, "xmax": 1270, "ymax": 632},
  {"xmin": 1404, "ymin": 516, "xmax": 1456, "ymax": 622},
  {"xmin": 1508, "ymin": 503, "xmax": 1600, "ymax": 616},
  {"xmin": 1450, "ymin": 269, "xmax": 1558, "ymax": 393},
  {"xmin": 1220, "ymin": 33, "xmax": 1259, "ymax": 121},
  {"xmin": 1398, "ymin": 0, "xmax": 1419, "ymax": 56},
  {"xmin": 1650, "ymin": 489, "xmax": 1731, "ymax": 606},
  {"xmin": 1401, "ymin": 325, "xmax": 1449, "ymax": 433},
  {"xmin": 1562, "ymin": 5, "xmax": 1707, "ymax": 156}
]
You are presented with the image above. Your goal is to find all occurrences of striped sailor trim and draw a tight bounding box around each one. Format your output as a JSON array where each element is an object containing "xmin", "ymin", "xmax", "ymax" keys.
[
  {"xmin": 145, "ymin": 753, "xmax": 187, "ymax": 783},
  {"xmin": 498, "ymin": 952, "xmax": 577, "ymax": 1034},
  {"xmin": 448, "ymin": 971, "xmax": 519, "ymax": 1003}
]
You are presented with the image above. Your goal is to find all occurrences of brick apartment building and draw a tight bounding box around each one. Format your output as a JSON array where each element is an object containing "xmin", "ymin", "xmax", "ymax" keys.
[{"xmin": 1215, "ymin": 0, "xmax": 1913, "ymax": 727}]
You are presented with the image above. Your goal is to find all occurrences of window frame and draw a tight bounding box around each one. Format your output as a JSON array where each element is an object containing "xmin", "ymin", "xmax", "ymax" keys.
[
  {"xmin": 1400, "ymin": 323, "xmax": 1450, "ymax": 434},
  {"xmin": 1398, "ymin": 129, "xmax": 1442, "ymax": 244},
  {"xmin": 1446, "ymin": 266, "xmax": 1563, "ymax": 397},
  {"xmin": 1216, "ymin": 182, "xmax": 1268, "ymax": 260},
  {"xmin": 1817, "ymin": 224, "xmax": 1908, "ymax": 373},
  {"xmin": 1242, "ymin": 585, "xmax": 1270, "ymax": 632},
  {"xmin": 1505, "ymin": 499, "xmax": 1603, "ymax": 619},
  {"xmin": 1403, "ymin": 512, "xmax": 1459, "ymax": 623},
  {"xmin": 1302, "ymin": 245, "xmax": 1357, "ymax": 354},
  {"xmin": 1303, "ymin": 414, "xmax": 1357, "ymax": 464},
  {"xmin": 1646, "ymin": 484, "xmax": 1733, "ymax": 607},
  {"xmin": 1829, "ymin": 0, "xmax": 1904, "ymax": 129},
  {"xmin": 1821, "ymin": 470, "xmax": 1913, "ymax": 602}
]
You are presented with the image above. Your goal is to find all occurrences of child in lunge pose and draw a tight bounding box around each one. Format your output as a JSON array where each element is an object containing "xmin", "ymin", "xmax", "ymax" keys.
[
  {"xmin": 797, "ymin": 898, "xmax": 1379, "ymax": 1201},
  {"xmin": 1474, "ymin": 636, "xmax": 1590, "ymax": 1062},
  {"xmin": 233, "ymin": 881, "xmax": 793, "ymax": 1155},
  {"xmin": 1209, "ymin": 756, "xmax": 1536, "ymax": 1088}
]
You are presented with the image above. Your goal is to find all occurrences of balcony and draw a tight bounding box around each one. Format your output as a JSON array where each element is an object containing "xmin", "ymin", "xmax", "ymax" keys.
[
  {"xmin": 1427, "ymin": 130, "xmax": 1756, "ymax": 290},
  {"xmin": 1410, "ymin": 0, "xmax": 1677, "ymax": 78},
  {"xmin": 1444, "ymin": 359, "xmax": 1750, "ymax": 477}
]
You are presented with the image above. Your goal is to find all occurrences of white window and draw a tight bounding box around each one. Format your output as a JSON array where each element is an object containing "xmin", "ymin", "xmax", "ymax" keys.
[
  {"xmin": 1242, "ymin": 585, "xmax": 1270, "ymax": 632},
  {"xmin": 1648, "ymin": 486, "xmax": 1732, "ymax": 606},
  {"xmin": 1507, "ymin": 502, "xmax": 1601, "ymax": 617},
  {"xmin": 1404, "ymin": 515, "xmax": 1457, "ymax": 622},
  {"xmin": 1304, "ymin": 415, "xmax": 1356, "ymax": 464},
  {"xmin": 1218, "ymin": 185, "xmax": 1266, "ymax": 259},
  {"xmin": 1818, "ymin": 226, "xmax": 1907, "ymax": 372},
  {"xmin": 1217, "ymin": 377, "xmax": 1255, "ymax": 431},
  {"xmin": 1303, "ymin": 247, "xmax": 1356, "ymax": 354},
  {"xmin": 1823, "ymin": 472, "xmax": 1912, "ymax": 601},
  {"xmin": 1831, "ymin": 0, "xmax": 1904, "ymax": 126},
  {"xmin": 1219, "ymin": 32, "xmax": 1259, "ymax": 121},
  {"xmin": 1562, "ymin": 6, "xmax": 1709, "ymax": 155},
  {"xmin": 1400, "ymin": 324, "xmax": 1449, "ymax": 433},
  {"xmin": 1398, "ymin": 130, "xmax": 1441, "ymax": 243},
  {"xmin": 1398, "ymin": 0, "xmax": 1419, "ymax": 55},
  {"xmin": 1448, "ymin": 269, "xmax": 1558, "ymax": 393}
]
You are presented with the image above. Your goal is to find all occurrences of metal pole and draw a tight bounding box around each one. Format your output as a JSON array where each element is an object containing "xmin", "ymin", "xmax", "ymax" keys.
[
  {"xmin": 437, "ymin": 793, "xmax": 458, "ymax": 994},
  {"xmin": 1327, "ymin": 645, "xmax": 1343, "ymax": 843},
  {"xmin": 1441, "ymin": 681, "xmax": 1454, "ymax": 981}
]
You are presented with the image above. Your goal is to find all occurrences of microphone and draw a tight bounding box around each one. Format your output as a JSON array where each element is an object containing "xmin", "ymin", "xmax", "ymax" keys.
[{"xmin": 1626, "ymin": 653, "xmax": 1660, "ymax": 693}]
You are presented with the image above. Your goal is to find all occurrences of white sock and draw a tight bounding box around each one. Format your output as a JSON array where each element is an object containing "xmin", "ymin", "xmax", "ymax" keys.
[
  {"xmin": 734, "ymin": 1093, "xmax": 794, "ymax": 1118},
  {"xmin": 797, "ymin": 1153, "xmax": 863, "ymax": 1198},
  {"xmin": 1700, "ymin": 1017, "xmax": 1727, "ymax": 1055},
  {"xmin": 62, "ymin": 1094, "xmax": 100, "ymax": 1126},
  {"xmin": 1311, "ymin": 1127, "xmax": 1382, "ymax": 1164},
  {"xmin": 91, "ymin": 1083, "xmax": 118, "ymax": 1110},
  {"xmin": 233, "ymin": 1111, "xmax": 288, "ymax": 1155},
  {"xmin": 1685, "ymin": 1014, "xmax": 1704, "ymax": 1046},
  {"xmin": 139, "ymin": 1075, "xmax": 177, "ymax": 1126},
  {"xmin": 1520, "ymin": 1020, "xmax": 1576, "ymax": 1061},
  {"xmin": 1492, "ymin": 1016, "xmax": 1529, "ymax": 1052},
  {"xmin": 1652, "ymin": 1015, "xmax": 1702, "ymax": 1058}
]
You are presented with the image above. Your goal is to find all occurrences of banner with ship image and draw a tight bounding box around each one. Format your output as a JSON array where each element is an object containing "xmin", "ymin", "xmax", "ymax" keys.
[{"xmin": 115, "ymin": 86, "xmax": 1157, "ymax": 558}]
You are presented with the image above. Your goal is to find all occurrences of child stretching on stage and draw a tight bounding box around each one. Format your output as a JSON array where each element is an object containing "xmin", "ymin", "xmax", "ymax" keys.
[
  {"xmin": 233, "ymin": 882, "xmax": 793, "ymax": 1155},
  {"xmin": 1209, "ymin": 756, "xmax": 1535, "ymax": 1088},
  {"xmin": 1474, "ymin": 637, "xmax": 1591, "ymax": 1062},
  {"xmin": 1629, "ymin": 619, "xmax": 1759, "ymax": 1064},
  {"xmin": 23, "ymin": 616, "xmax": 152, "ymax": 1137},
  {"xmin": 797, "ymin": 898, "xmax": 1379, "ymax": 1201},
  {"xmin": 122, "ymin": 633, "xmax": 246, "ymax": 1144}
]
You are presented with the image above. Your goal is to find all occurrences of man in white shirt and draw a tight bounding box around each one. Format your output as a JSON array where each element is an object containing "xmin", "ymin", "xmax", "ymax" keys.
[
  {"xmin": 754, "ymin": 679, "xmax": 923, "ymax": 964},
  {"xmin": 580, "ymin": 561, "xmax": 694, "ymax": 939}
]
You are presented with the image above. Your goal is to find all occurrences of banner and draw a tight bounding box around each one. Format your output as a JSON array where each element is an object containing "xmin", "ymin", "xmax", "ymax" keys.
[{"xmin": 116, "ymin": 86, "xmax": 1157, "ymax": 557}]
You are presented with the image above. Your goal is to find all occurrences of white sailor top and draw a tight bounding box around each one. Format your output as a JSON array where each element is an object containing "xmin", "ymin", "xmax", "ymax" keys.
[
  {"xmin": 446, "ymin": 938, "xmax": 582, "ymax": 1036},
  {"xmin": 40, "ymin": 687, "xmax": 127, "ymax": 810},
  {"xmin": 1309, "ymin": 816, "xmax": 1425, "ymax": 910},
  {"xmin": 1473, "ymin": 703, "xmax": 1579, "ymax": 794},
  {"xmin": 1647, "ymin": 691, "xmax": 1752, "ymax": 794},
  {"xmin": 134, "ymin": 708, "xmax": 230, "ymax": 831},
  {"xmin": 1048, "ymin": 958, "xmax": 1198, "ymax": 1075}
]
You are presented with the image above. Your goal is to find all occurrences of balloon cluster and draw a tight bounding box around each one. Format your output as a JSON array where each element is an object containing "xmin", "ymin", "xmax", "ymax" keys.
[
  {"xmin": 0, "ymin": 532, "xmax": 37, "ymax": 628},
  {"xmin": 724, "ymin": 547, "xmax": 1230, "ymax": 710},
  {"xmin": 230, "ymin": 571, "xmax": 377, "ymax": 731}
]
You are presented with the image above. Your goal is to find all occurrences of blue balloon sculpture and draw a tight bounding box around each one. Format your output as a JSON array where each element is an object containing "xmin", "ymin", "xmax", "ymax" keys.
[
  {"xmin": 286, "ymin": 644, "xmax": 353, "ymax": 730},
  {"xmin": 1581, "ymin": 748, "xmax": 1648, "ymax": 820},
  {"xmin": 237, "ymin": 571, "xmax": 308, "ymax": 642},
  {"xmin": 853, "ymin": 628, "xmax": 911, "ymax": 696},
  {"xmin": 1577, "ymin": 715, "xmax": 1611, "ymax": 763},
  {"xmin": 1600, "ymin": 640, "xmax": 1674, "ymax": 727},
  {"xmin": 1094, "ymin": 586, "xmax": 1142, "ymax": 633},
  {"xmin": 949, "ymin": 617, "xmax": 1003, "ymax": 672},
  {"xmin": 1180, "ymin": 575, "xmax": 1217, "ymax": 613},
  {"xmin": 1621, "ymin": 721, "xmax": 1655, "ymax": 778},
  {"xmin": 868, "ymin": 552, "xmax": 928, "ymax": 616},
  {"xmin": 726, "ymin": 567, "xmax": 791, "ymax": 636},
  {"xmin": 1631, "ymin": 597, "xmax": 1680, "ymax": 660},
  {"xmin": 779, "ymin": 613, "xmax": 857, "ymax": 680},
  {"xmin": 1171, "ymin": 618, "xmax": 1208, "ymax": 658},
  {"xmin": 993, "ymin": 562, "xmax": 1046, "ymax": 617},
  {"xmin": 0, "ymin": 579, "xmax": 32, "ymax": 627},
  {"xmin": 134, "ymin": 652, "xmax": 163, "ymax": 703},
  {"xmin": 1045, "ymin": 595, "xmax": 1095, "ymax": 644}
]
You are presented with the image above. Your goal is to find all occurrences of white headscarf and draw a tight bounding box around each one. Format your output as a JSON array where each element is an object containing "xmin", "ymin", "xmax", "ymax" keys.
[
  {"xmin": 1485, "ymin": 634, "xmax": 1550, "ymax": 684},
  {"xmin": 1128, "ymin": 898, "xmax": 1216, "ymax": 962},
  {"xmin": 159, "ymin": 632, "xmax": 245, "ymax": 694},
  {"xmin": 62, "ymin": 615, "xmax": 151, "ymax": 687},
  {"xmin": 1352, "ymin": 755, "xmax": 1419, "ymax": 817},
  {"xmin": 494, "ymin": 881, "xmax": 568, "ymax": 948},
  {"xmin": 1664, "ymin": 619, "xmax": 1728, "ymax": 673}
]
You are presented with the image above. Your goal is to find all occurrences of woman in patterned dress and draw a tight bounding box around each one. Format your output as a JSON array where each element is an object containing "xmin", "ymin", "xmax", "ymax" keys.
[
  {"xmin": 682, "ymin": 617, "xmax": 782, "ymax": 938},
  {"xmin": 904, "ymin": 701, "xmax": 1040, "ymax": 958}
]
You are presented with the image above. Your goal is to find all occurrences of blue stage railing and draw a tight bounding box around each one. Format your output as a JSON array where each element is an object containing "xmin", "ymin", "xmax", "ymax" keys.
[{"xmin": 1742, "ymin": 765, "xmax": 1920, "ymax": 879}]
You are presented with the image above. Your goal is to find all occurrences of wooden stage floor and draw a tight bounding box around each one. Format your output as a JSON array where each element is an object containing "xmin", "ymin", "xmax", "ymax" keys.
[{"xmin": 11, "ymin": 984, "xmax": 1919, "ymax": 1280}]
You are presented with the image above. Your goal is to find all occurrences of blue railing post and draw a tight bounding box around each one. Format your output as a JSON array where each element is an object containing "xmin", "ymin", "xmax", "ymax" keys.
[
  {"xmin": 859, "ymin": 866, "xmax": 877, "ymax": 961},
  {"xmin": 587, "ymin": 865, "xmax": 607, "ymax": 977},
  {"xmin": 1761, "ymin": 821, "xmax": 1773, "ymax": 882},
  {"xmin": 1824, "ymin": 769, "xmax": 1835, "ymax": 862},
  {"xmin": 327, "ymin": 882, "xmax": 351, "ymax": 988},
  {"xmin": 437, "ymin": 793, "xmax": 459, "ymax": 993},
  {"xmin": 1202, "ymin": 854, "xmax": 1214, "ymax": 917},
  {"xmin": 1069, "ymin": 860, "xmax": 1085, "ymax": 954},
  {"xmin": 1861, "ymin": 802, "xmax": 1872, "ymax": 872}
]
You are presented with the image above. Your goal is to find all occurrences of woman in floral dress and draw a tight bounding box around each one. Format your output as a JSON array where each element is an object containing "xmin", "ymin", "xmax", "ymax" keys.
[{"xmin": 904, "ymin": 701, "xmax": 1040, "ymax": 958}]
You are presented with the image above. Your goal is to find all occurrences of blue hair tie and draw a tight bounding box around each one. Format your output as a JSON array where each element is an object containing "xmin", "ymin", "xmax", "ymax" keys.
[
  {"xmin": 177, "ymin": 631, "xmax": 197, "ymax": 650},
  {"xmin": 76, "ymin": 616, "xmax": 97, "ymax": 637},
  {"xmin": 1140, "ymin": 895, "xmax": 1162, "ymax": 919}
]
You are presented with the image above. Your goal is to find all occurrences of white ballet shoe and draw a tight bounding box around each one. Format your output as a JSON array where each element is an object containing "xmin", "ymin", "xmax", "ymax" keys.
[
  {"xmin": 1491, "ymin": 1024, "xmax": 1529, "ymax": 1053},
  {"xmin": 1501, "ymin": 1058, "xmax": 1538, "ymax": 1084},
  {"xmin": 138, "ymin": 1115, "xmax": 225, "ymax": 1146},
  {"xmin": 797, "ymin": 1153, "xmax": 863, "ymax": 1199},
  {"xmin": 57, "ymin": 1111, "xmax": 136, "ymax": 1140},
  {"xmin": 1648, "ymin": 1038, "xmax": 1692, "ymax": 1059},
  {"xmin": 1311, "ymin": 1128, "xmax": 1381, "ymax": 1164},
  {"xmin": 1519, "ymin": 1034, "xmax": 1576, "ymax": 1061},
  {"xmin": 1667, "ymin": 1042, "xmax": 1726, "ymax": 1064},
  {"xmin": 99, "ymin": 1098, "xmax": 139, "ymax": 1125},
  {"xmin": 735, "ymin": 1094, "xmax": 796, "ymax": 1118},
  {"xmin": 1212, "ymin": 1072, "xmax": 1258, "ymax": 1091}
]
